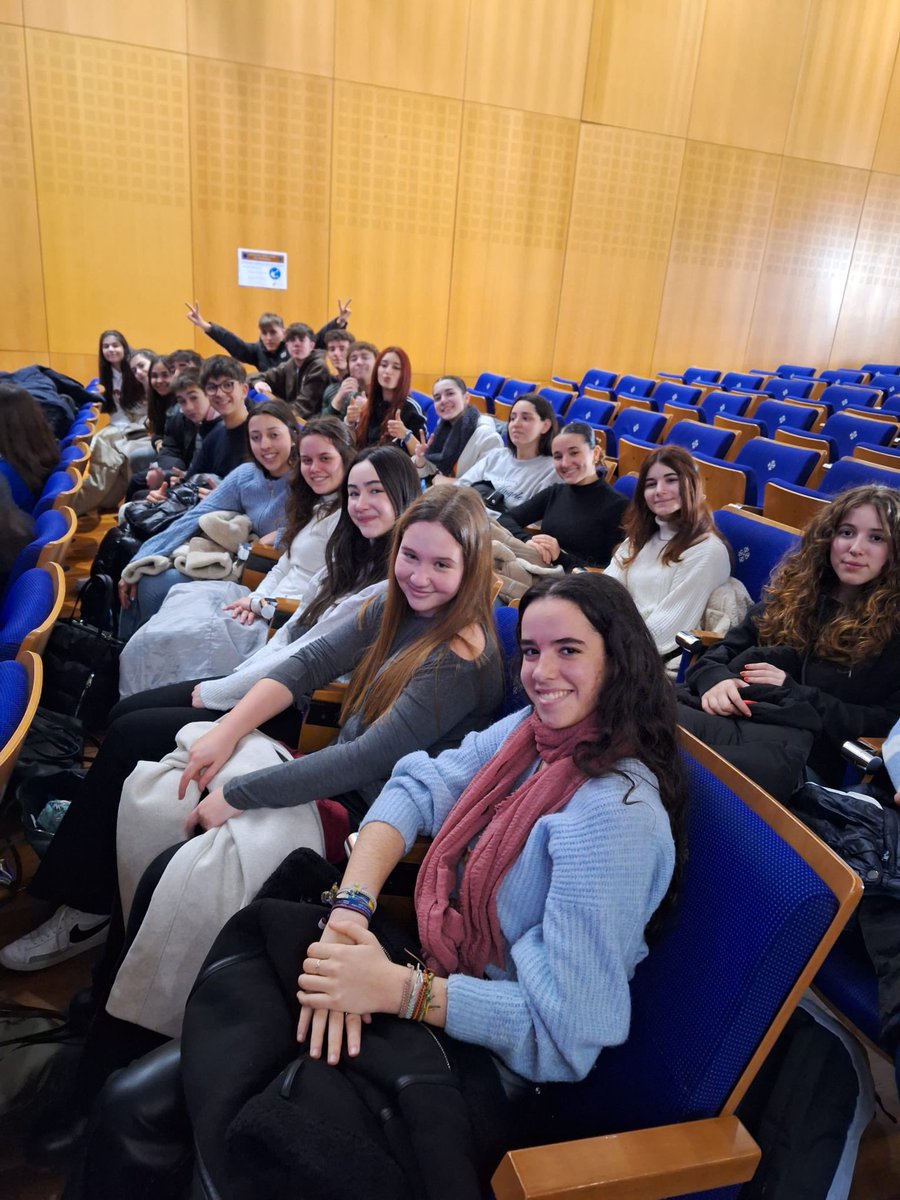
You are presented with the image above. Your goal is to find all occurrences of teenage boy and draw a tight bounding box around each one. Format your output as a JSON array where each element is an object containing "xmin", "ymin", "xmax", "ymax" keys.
[
  {"xmin": 323, "ymin": 327, "xmax": 354, "ymax": 379},
  {"xmin": 322, "ymin": 340, "xmax": 378, "ymax": 419},
  {"xmin": 258, "ymin": 322, "xmax": 330, "ymax": 420},
  {"xmin": 151, "ymin": 370, "xmax": 221, "ymax": 483},
  {"xmin": 186, "ymin": 357, "xmax": 253, "ymax": 478},
  {"xmin": 185, "ymin": 303, "xmax": 289, "ymax": 372}
]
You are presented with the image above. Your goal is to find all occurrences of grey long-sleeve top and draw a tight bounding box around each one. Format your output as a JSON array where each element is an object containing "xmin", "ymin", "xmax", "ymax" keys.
[{"xmin": 223, "ymin": 595, "xmax": 504, "ymax": 818}]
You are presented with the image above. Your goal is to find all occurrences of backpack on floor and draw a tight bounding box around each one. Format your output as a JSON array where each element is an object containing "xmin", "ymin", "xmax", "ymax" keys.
[
  {"xmin": 737, "ymin": 996, "xmax": 875, "ymax": 1200},
  {"xmin": 0, "ymin": 1001, "xmax": 83, "ymax": 1130}
]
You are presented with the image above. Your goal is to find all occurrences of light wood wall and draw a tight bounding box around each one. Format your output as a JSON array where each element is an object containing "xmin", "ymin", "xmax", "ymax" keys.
[{"xmin": 3, "ymin": 0, "xmax": 900, "ymax": 391}]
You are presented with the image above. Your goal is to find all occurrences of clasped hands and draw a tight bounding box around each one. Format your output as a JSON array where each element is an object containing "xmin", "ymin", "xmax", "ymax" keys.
[
  {"xmin": 700, "ymin": 662, "xmax": 788, "ymax": 717},
  {"xmin": 296, "ymin": 913, "xmax": 402, "ymax": 1065}
]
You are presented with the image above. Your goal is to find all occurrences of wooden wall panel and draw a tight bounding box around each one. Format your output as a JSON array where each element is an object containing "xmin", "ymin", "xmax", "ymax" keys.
[
  {"xmin": 555, "ymin": 125, "xmax": 684, "ymax": 377},
  {"xmin": 583, "ymin": 0, "xmax": 706, "ymax": 136},
  {"xmin": 688, "ymin": 0, "xmax": 810, "ymax": 154},
  {"xmin": 187, "ymin": 0, "xmax": 333, "ymax": 76},
  {"xmin": 23, "ymin": 0, "xmax": 187, "ymax": 52},
  {"xmin": 48, "ymin": 351, "xmax": 97, "ymax": 382},
  {"xmin": 652, "ymin": 144, "xmax": 780, "ymax": 373},
  {"xmin": 190, "ymin": 59, "xmax": 331, "ymax": 348},
  {"xmin": 329, "ymin": 82, "xmax": 461, "ymax": 376},
  {"xmin": 746, "ymin": 159, "xmax": 868, "ymax": 369},
  {"xmin": 446, "ymin": 105, "xmax": 578, "ymax": 379},
  {"xmin": 0, "ymin": 2, "xmax": 23, "ymax": 23},
  {"xmin": 0, "ymin": 25, "xmax": 47, "ymax": 355},
  {"xmin": 27, "ymin": 31, "xmax": 192, "ymax": 354},
  {"xmin": 785, "ymin": 0, "xmax": 900, "ymax": 169},
  {"xmin": 873, "ymin": 49, "xmax": 900, "ymax": 175},
  {"xmin": 334, "ymin": 0, "xmax": 468, "ymax": 99},
  {"xmin": 831, "ymin": 173, "xmax": 900, "ymax": 365},
  {"xmin": 465, "ymin": 0, "xmax": 593, "ymax": 118}
]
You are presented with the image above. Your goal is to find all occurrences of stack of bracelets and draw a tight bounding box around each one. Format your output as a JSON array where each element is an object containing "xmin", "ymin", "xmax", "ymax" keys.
[
  {"xmin": 398, "ymin": 962, "xmax": 435, "ymax": 1022},
  {"xmin": 321, "ymin": 883, "xmax": 377, "ymax": 923}
]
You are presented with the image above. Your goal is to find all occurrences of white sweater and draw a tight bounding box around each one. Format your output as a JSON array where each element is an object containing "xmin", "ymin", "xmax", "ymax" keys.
[
  {"xmin": 248, "ymin": 503, "xmax": 340, "ymax": 604},
  {"xmin": 417, "ymin": 414, "xmax": 504, "ymax": 480},
  {"xmin": 604, "ymin": 524, "xmax": 731, "ymax": 659},
  {"xmin": 456, "ymin": 447, "xmax": 558, "ymax": 508}
]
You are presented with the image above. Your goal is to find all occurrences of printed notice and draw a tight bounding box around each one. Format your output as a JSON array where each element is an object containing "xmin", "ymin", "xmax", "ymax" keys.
[{"xmin": 237, "ymin": 248, "xmax": 288, "ymax": 290}]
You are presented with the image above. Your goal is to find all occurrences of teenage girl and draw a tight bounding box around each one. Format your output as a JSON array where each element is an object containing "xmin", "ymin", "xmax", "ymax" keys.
[
  {"xmin": 0, "ymin": 384, "xmax": 60, "ymax": 510},
  {"xmin": 347, "ymin": 346, "xmax": 425, "ymax": 451},
  {"xmin": 500, "ymin": 422, "xmax": 628, "ymax": 568},
  {"xmin": 413, "ymin": 374, "xmax": 503, "ymax": 484},
  {"xmin": 117, "ymin": 400, "xmax": 301, "ymax": 637},
  {"xmin": 605, "ymin": 446, "xmax": 731, "ymax": 667},
  {"xmin": 678, "ymin": 484, "xmax": 900, "ymax": 799},
  {"xmin": 456, "ymin": 392, "xmax": 558, "ymax": 509}
]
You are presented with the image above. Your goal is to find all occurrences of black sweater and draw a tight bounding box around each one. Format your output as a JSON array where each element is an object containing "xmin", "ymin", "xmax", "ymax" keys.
[
  {"xmin": 686, "ymin": 602, "xmax": 900, "ymax": 783},
  {"xmin": 501, "ymin": 477, "xmax": 628, "ymax": 568}
]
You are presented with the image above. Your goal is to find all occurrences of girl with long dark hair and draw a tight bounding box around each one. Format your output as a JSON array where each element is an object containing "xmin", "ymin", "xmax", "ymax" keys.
[
  {"xmin": 605, "ymin": 446, "xmax": 730, "ymax": 666},
  {"xmin": 0, "ymin": 384, "xmax": 60, "ymax": 509},
  {"xmin": 97, "ymin": 329, "xmax": 145, "ymax": 425}
]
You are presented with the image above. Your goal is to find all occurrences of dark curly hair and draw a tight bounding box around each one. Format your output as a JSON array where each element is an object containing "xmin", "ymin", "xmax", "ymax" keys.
[{"xmin": 756, "ymin": 484, "xmax": 900, "ymax": 664}]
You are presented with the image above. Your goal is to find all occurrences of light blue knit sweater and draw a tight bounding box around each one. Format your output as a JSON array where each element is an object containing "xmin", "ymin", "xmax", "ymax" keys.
[
  {"xmin": 131, "ymin": 463, "xmax": 290, "ymax": 562},
  {"xmin": 361, "ymin": 708, "xmax": 675, "ymax": 1083}
]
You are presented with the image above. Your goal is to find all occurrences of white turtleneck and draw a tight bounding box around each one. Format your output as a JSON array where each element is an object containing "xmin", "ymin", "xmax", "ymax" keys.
[{"xmin": 604, "ymin": 519, "xmax": 731, "ymax": 659}]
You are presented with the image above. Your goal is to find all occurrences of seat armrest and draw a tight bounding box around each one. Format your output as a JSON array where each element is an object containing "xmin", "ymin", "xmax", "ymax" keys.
[
  {"xmin": 551, "ymin": 376, "xmax": 577, "ymax": 390},
  {"xmin": 676, "ymin": 629, "xmax": 723, "ymax": 654},
  {"xmin": 492, "ymin": 1114, "xmax": 760, "ymax": 1200},
  {"xmin": 841, "ymin": 738, "xmax": 884, "ymax": 774}
]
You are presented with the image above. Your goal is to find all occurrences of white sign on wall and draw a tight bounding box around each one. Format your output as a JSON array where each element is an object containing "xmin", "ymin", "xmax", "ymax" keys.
[{"xmin": 237, "ymin": 247, "xmax": 288, "ymax": 290}]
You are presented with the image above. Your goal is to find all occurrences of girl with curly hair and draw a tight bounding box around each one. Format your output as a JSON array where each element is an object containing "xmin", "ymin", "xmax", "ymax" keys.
[
  {"xmin": 605, "ymin": 446, "xmax": 731, "ymax": 667},
  {"xmin": 678, "ymin": 484, "xmax": 900, "ymax": 799}
]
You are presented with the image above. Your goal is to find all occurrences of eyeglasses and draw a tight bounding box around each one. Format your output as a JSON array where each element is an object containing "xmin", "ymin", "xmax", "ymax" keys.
[{"xmin": 204, "ymin": 379, "xmax": 238, "ymax": 397}]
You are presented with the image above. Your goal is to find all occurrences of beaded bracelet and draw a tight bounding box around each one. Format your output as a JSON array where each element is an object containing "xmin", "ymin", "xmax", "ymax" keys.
[{"xmin": 398, "ymin": 963, "xmax": 434, "ymax": 1022}]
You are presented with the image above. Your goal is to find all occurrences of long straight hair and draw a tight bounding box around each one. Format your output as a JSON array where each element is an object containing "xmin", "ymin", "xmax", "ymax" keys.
[
  {"xmin": 355, "ymin": 345, "xmax": 412, "ymax": 446},
  {"xmin": 97, "ymin": 329, "xmax": 144, "ymax": 417},
  {"xmin": 0, "ymin": 385, "xmax": 60, "ymax": 494},
  {"xmin": 146, "ymin": 354, "xmax": 176, "ymax": 439},
  {"xmin": 281, "ymin": 414, "xmax": 355, "ymax": 546},
  {"xmin": 620, "ymin": 446, "xmax": 722, "ymax": 567},
  {"xmin": 341, "ymin": 486, "xmax": 497, "ymax": 726},
  {"xmin": 301, "ymin": 445, "xmax": 420, "ymax": 627}
]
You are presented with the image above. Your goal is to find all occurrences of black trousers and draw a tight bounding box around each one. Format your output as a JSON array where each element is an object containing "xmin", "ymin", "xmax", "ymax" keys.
[{"xmin": 29, "ymin": 680, "xmax": 302, "ymax": 915}]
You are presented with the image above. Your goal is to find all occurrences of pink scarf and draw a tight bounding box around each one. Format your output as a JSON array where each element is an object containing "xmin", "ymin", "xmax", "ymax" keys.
[{"xmin": 414, "ymin": 711, "xmax": 600, "ymax": 978}]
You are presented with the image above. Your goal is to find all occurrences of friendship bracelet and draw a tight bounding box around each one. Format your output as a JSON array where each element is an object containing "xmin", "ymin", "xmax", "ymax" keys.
[
  {"xmin": 320, "ymin": 883, "xmax": 377, "ymax": 916},
  {"xmin": 397, "ymin": 964, "xmax": 414, "ymax": 1019}
]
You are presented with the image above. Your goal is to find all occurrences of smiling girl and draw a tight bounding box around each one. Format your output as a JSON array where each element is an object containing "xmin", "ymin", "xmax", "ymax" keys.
[
  {"xmin": 499, "ymin": 421, "xmax": 628, "ymax": 568},
  {"xmin": 413, "ymin": 374, "xmax": 502, "ymax": 484},
  {"xmin": 456, "ymin": 392, "xmax": 558, "ymax": 509},
  {"xmin": 605, "ymin": 447, "xmax": 730, "ymax": 668},
  {"xmin": 98, "ymin": 329, "xmax": 146, "ymax": 426},
  {"xmin": 117, "ymin": 417, "xmax": 356, "ymax": 695},
  {"xmin": 678, "ymin": 484, "xmax": 900, "ymax": 798}
]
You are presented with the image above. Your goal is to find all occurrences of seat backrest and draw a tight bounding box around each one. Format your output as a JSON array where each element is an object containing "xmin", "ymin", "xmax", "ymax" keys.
[
  {"xmin": 0, "ymin": 566, "xmax": 63, "ymax": 661},
  {"xmin": 613, "ymin": 374, "xmax": 655, "ymax": 399},
  {"xmin": 470, "ymin": 373, "xmax": 504, "ymax": 399},
  {"xmin": 546, "ymin": 731, "xmax": 859, "ymax": 1139},
  {"xmin": 819, "ymin": 456, "xmax": 900, "ymax": 495},
  {"xmin": 665, "ymin": 420, "xmax": 734, "ymax": 459},
  {"xmin": 819, "ymin": 384, "xmax": 880, "ymax": 413},
  {"xmin": 653, "ymin": 382, "xmax": 702, "ymax": 407},
  {"xmin": 611, "ymin": 408, "xmax": 666, "ymax": 443},
  {"xmin": 774, "ymin": 364, "xmax": 816, "ymax": 378},
  {"xmin": 682, "ymin": 366, "xmax": 721, "ymax": 385},
  {"xmin": 713, "ymin": 506, "xmax": 800, "ymax": 601},
  {"xmin": 880, "ymin": 394, "xmax": 900, "ymax": 417},
  {"xmin": 613, "ymin": 473, "xmax": 637, "ymax": 500},
  {"xmin": 700, "ymin": 391, "xmax": 750, "ymax": 421},
  {"xmin": 720, "ymin": 371, "xmax": 765, "ymax": 392},
  {"xmin": 492, "ymin": 606, "xmax": 526, "ymax": 718},
  {"xmin": 764, "ymin": 377, "xmax": 815, "ymax": 401},
  {"xmin": 821, "ymin": 411, "xmax": 895, "ymax": 458},
  {"xmin": 565, "ymin": 397, "xmax": 615, "ymax": 427},
  {"xmin": 537, "ymin": 387, "xmax": 574, "ymax": 416},
  {"xmin": 496, "ymin": 378, "xmax": 535, "ymax": 404},
  {"xmin": 819, "ymin": 368, "xmax": 866, "ymax": 386},
  {"xmin": 868, "ymin": 372, "xmax": 900, "ymax": 398},
  {"xmin": 0, "ymin": 651, "xmax": 42, "ymax": 800},
  {"xmin": 6, "ymin": 508, "xmax": 71, "ymax": 588},
  {"xmin": 735, "ymin": 437, "xmax": 820, "ymax": 494},
  {"xmin": 579, "ymin": 368, "xmax": 617, "ymax": 392},
  {"xmin": 752, "ymin": 399, "xmax": 818, "ymax": 436},
  {"xmin": 861, "ymin": 362, "xmax": 900, "ymax": 376}
]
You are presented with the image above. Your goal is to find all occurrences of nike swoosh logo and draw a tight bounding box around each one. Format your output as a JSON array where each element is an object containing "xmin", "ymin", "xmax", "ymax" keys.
[{"xmin": 69, "ymin": 920, "xmax": 110, "ymax": 944}]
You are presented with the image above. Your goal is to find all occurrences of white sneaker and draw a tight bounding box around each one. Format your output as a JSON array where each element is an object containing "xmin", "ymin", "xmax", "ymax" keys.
[{"xmin": 0, "ymin": 905, "xmax": 110, "ymax": 972}]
